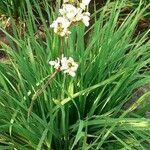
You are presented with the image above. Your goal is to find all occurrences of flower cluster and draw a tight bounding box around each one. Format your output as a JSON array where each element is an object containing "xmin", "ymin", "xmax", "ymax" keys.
[
  {"xmin": 49, "ymin": 56, "xmax": 78, "ymax": 77},
  {"xmin": 49, "ymin": 0, "xmax": 91, "ymax": 77},
  {"xmin": 50, "ymin": 0, "xmax": 91, "ymax": 37}
]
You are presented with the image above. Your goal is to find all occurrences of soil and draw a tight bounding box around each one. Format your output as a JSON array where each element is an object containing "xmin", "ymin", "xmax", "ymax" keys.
[
  {"xmin": 123, "ymin": 84, "xmax": 150, "ymax": 118},
  {"xmin": 0, "ymin": 26, "xmax": 12, "ymax": 59}
]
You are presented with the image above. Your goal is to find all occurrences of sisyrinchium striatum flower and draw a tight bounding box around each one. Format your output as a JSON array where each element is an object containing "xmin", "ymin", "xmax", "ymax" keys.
[
  {"xmin": 50, "ymin": 17, "xmax": 71, "ymax": 37},
  {"xmin": 49, "ymin": 0, "xmax": 91, "ymax": 77},
  {"xmin": 80, "ymin": 0, "xmax": 91, "ymax": 10},
  {"xmin": 49, "ymin": 56, "xmax": 78, "ymax": 77},
  {"xmin": 50, "ymin": 0, "xmax": 91, "ymax": 37}
]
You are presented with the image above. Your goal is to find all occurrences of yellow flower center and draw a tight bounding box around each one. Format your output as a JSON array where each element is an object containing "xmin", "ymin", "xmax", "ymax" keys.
[
  {"xmin": 68, "ymin": 62, "xmax": 73, "ymax": 68},
  {"xmin": 57, "ymin": 23, "xmax": 63, "ymax": 33}
]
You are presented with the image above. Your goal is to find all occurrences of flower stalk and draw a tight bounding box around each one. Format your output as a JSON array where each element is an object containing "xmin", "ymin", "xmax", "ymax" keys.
[
  {"xmin": 27, "ymin": 0, "xmax": 91, "ymax": 119},
  {"xmin": 27, "ymin": 69, "xmax": 60, "ymax": 119}
]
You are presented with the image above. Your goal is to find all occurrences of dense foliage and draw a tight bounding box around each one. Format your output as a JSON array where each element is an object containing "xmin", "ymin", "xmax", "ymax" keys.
[{"xmin": 0, "ymin": 0, "xmax": 150, "ymax": 149}]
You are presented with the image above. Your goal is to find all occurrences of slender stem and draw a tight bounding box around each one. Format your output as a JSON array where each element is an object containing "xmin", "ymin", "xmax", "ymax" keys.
[
  {"xmin": 27, "ymin": 38, "xmax": 65, "ymax": 120},
  {"xmin": 27, "ymin": 69, "xmax": 59, "ymax": 120},
  {"xmin": 60, "ymin": 37, "xmax": 65, "ymax": 56}
]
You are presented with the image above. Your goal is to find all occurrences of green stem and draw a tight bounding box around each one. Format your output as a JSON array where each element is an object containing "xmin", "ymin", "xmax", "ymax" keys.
[
  {"xmin": 27, "ymin": 38, "xmax": 65, "ymax": 120},
  {"xmin": 60, "ymin": 37, "xmax": 65, "ymax": 56},
  {"xmin": 27, "ymin": 69, "xmax": 59, "ymax": 120}
]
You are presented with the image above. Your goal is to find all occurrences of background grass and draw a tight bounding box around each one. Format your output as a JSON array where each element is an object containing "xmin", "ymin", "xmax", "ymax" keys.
[{"xmin": 0, "ymin": 0, "xmax": 150, "ymax": 149}]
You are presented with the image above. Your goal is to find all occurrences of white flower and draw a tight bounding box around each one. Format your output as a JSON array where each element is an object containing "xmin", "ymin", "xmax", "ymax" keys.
[
  {"xmin": 80, "ymin": 0, "xmax": 91, "ymax": 10},
  {"xmin": 49, "ymin": 58, "xmax": 61, "ymax": 70},
  {"xmin": 50, "ymin": 1, "xmax": 91, "ymax": 36},
  {"xmin": 59, "ymin": 4, "xmax": 80, "ymax": 21},
  {"xmin": 72, "ymin": 8, "xmax": 83, "ymax": 22},
  {"xmin": 80, "ymin": 3, "xmax": 86, "ymax": 10},
  {"xmin": 50, "ymin": 17, "xmax": 71, "ymax": 36},
  {"xmin": 81, "ymin": 12, "xmax": 90, "ymax": 26},
  {"xmin": 59, "ymin": 4, "xmax": 90, "ymax": 26},
  {"xmin": 82, "ymin": 0, "xmax": 91, "ymax": 5},
  {"xmin": 61, "ymin": 57, "xmax": 78, "ymax": 77},
  {"xmin": 49, "ymin": 56, "xmax": 78, "ymax": 77}
]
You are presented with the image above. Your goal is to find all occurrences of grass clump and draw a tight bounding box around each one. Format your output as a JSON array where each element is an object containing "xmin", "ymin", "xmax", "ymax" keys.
[{"xmin": 0, "ymin": 0, "xmax": 150, "ymax": 149}]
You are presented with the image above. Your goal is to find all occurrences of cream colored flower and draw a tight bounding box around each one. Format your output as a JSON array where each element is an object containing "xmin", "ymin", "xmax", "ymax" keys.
[
  {"xmin": 81, "ymin": 12, "xmax": 90, "ymax": 26},
  {"xmin": 73, "ymin": 11, "xmax": 90, "ymax": 26},
  {"xmin": 61, "ymin": 57, "xmax": 78, "ymax": 77},
  {"xmin": 82, "ymin": 0, "xmax": 91, "ymax": 5},
  {"xmin": 50, "ymin": 17, "xmax": 71, "ymax": 36},
  {"xmin": 80, "ymin": 3, "xmax": 86, "ymax": 10},
  {"xmin": 49, "ymin": 56, "xmax": 78, "ymax": 77},
  {"xmin": 49, "ymin": 58, "xmax": 61, "ymax": 70},
  {"xmin": 59, "ymin": 4, "xmax": 90, "ymax": 26},
  {"xmin": 71, "ymin": 8, "xmax": 83, "ymax": 22},
  {"xmin": 59, "ymin": 4, "xmax": 80, "ymax": 21},
  {"xmin": 50, "ymin": 1, "xmax": 91, "ymax": 36},
  {"xmin": 80, "ymin": 0, "xmax": 91, "ymax": 10}
]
